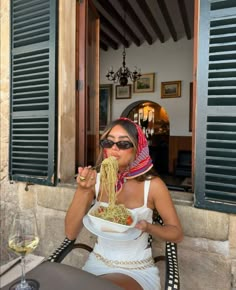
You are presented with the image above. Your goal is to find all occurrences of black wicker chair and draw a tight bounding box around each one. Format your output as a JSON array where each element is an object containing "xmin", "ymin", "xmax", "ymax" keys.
[{"xmin": 48, "ymin": 211, "xmax": 180, "ymax": 290}]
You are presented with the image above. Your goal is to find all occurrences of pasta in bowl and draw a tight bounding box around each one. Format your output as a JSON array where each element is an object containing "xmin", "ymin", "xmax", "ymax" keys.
[{"xmin": 88, "ymin": 202, "xmax": 137, "ymax": 233}]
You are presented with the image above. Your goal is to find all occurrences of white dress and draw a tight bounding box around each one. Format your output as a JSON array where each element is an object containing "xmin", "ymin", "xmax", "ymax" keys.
[{"xmin": 82, "ymin": 176, "xmax": 161, "ymax": 290}]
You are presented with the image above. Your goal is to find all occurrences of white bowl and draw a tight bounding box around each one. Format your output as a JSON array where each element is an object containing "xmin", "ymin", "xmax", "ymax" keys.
[{"xmin": 88, "ymin": 203, "xmax": 137, "ymax": 233}]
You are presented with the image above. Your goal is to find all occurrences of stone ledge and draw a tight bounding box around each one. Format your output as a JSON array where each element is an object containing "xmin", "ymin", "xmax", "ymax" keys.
[
  {"xmin": 170, "ymin": 190, "xmax": 194, "ymax": 206},
  {"xmin": 35, "ymin": 183, "xmax": 195, "ymax": 212},
  {"xmin": 35, "ymin": 183, "xmax": 230, "ymax": 241},
  {"xmin": 176, "ymin": 204, "xmax": 229, "ymax": 240},
  {"xmin": 179, "ymin": 236, "xmax": 229, "ymax": 256},
  {"xmin": 34, "ymin": 184, "xmax": 75, "ymax": 211}
]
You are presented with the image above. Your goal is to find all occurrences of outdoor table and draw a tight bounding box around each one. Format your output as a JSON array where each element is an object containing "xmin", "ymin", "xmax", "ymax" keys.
[{"xmin": 1, "ymin": 261, "xmax": 123, "ymax": 290}]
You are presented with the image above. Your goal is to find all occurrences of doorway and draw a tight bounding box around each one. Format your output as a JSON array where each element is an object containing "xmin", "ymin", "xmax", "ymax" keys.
[
  {"xmin": 122, "ymin": 100, "xmax": 169, "ymax": 174},
  {"xmin": 121, "ymin": 101, "xmax": 192, "ymax": 192}
]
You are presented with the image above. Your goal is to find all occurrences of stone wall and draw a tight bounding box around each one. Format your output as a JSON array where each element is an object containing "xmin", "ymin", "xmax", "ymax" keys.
[
  {"xmin": 36, "ymin": 187, "xmax": 236, "ymax": 290},
  {"xmin": 1, "ymin": 177, "xmax": 235, "ymax": 290}
]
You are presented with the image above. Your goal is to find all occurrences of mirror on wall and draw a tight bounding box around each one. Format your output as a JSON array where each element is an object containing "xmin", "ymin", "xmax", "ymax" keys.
[
  {"xmin": 129, "ymin": 102, "xmax": 169, "ymax": 144},
  {"xmin": 127, "ymin": 102, "xmax": 169, "ymax": 175}
]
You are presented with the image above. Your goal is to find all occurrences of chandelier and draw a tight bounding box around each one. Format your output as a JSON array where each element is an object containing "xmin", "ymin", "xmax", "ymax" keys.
[
  {"xmin": 106, "ymin": 48, "xmax": 142, "ymax": 86},
  {"xmin": 105, "ymin": 6, "xmax": 141, "ymax": 86}
]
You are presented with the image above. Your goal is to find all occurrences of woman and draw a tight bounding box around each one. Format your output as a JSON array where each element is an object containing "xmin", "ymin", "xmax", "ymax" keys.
[{"xmin": 65, "ymin": 117, "xmax": 183, "ymax": 290}]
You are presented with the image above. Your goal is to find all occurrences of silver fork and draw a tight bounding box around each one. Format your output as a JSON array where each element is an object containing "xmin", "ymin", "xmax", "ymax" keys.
[{"xmin": 74, "ymin": 164, "xmax": 102, "ymax": 178}]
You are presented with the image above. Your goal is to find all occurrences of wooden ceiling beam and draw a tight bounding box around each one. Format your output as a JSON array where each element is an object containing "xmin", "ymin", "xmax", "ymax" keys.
[
  {"xmin": 100, "ymin": 15, "xmax": 129, "ymax": 48},
  {"xmin": 178, "ymin": 0, "xmax": 192, "ymax": 40},
  {"xmin": 100, "ymin": 29, "xmax": 119, "ymax": 50},
  {"xmin": 96, "ymin": 0, "xmax": 141, "ymax": 46},
  {"xmin": 100, "ymin": 41, "xmax": 108, "ymax": 51},
  {"xmin": 157, "ymin": 0, "xmax": 177, "ymax": 41},
  {"xmin": 136, "ymin": 0, "xmax": 164, "ymax": 43},
  {"xmin": 123, "ymin": 0, "xmax": 153, "ymax": 45}
]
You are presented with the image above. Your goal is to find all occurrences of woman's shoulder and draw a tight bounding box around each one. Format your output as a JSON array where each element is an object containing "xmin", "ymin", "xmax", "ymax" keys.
[
  {"xmin": 148, "ymin": 176, "xmax": 170, "ymax": 199},
  {"xmin": 149, "ymin": 175, "xmax": 167, "ymax": 187}
]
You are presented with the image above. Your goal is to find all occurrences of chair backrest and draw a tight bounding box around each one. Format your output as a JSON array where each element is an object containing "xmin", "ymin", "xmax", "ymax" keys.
[{"xmin": 177, "ymin": 150, "xmax": 191, "ymax": 166}]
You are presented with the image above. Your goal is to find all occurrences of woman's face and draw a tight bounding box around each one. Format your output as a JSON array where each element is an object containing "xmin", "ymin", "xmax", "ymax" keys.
[{"xmin": 104, "ymin": 125, "xmax": 135, "ymax": 171}]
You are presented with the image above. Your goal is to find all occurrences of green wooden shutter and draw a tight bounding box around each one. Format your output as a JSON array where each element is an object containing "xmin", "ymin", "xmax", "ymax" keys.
[
  {"xmin": 195, "ymin": 0, "xmax": 236, "ymax": 213},
  {"xmin": 9, "ymin": 0, "xmax": 58, "ymax": 186}
]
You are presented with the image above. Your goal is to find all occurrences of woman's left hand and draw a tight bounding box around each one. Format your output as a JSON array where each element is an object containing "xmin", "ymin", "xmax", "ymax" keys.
[{"xmin": 135, "ymin": 220, "xmax": 149, "ymax": 232}]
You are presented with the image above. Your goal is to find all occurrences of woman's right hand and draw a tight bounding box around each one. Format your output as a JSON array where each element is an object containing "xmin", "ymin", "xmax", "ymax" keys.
[{"xmin": 77, "ymin": 166, "xmax": 97, "ymax": 189}]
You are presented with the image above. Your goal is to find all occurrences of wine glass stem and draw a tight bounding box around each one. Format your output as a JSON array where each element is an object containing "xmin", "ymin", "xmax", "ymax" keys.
[{"xmin": 20, "ymin": 255, "xmax": 27, "ymax": 287}]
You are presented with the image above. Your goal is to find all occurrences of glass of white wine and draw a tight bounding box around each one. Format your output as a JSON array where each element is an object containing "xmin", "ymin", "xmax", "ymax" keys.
[{"xmin": 8, "ymin": 209, "xmax": 40, "ymax": 290}]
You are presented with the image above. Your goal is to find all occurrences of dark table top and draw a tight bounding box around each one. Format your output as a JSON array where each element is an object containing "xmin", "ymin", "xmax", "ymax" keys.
[{"xmin": 1, "ymin": 261, "xmax": 123, "ymax": 290}]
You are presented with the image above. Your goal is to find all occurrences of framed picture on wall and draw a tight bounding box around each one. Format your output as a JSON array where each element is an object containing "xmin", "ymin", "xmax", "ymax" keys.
[
  {"xmin": 116, "ymin": 85, "xmax": 131, "ymax": 99},
  {"xmin": 161, "ymin": 80, "xmax": 181, "ymax": 98},
  {"xmin": 99, "ymin": 84, "xmax": 112, "ymax": 132},
  {"xmin": 133, "ymin": 73, "xmax": 155, "ymax": 93}
]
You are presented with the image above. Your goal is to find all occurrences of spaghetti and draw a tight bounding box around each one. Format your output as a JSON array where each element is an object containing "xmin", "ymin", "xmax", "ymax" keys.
[
  {"xmin": 100, "ymin": 156, "xmax": 119, "ymax": 206},
  {"xmin": 91, "ymin": 156, "xmax": 133, "ymax": 226}
]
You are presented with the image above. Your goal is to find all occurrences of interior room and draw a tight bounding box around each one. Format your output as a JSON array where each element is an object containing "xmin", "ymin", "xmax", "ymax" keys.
[
  {"xmin": 92, "ymin": 0, "xmax": 194, "ymax": 192},
  {"xmin": 99, "ymin": 40, "xmax": 193, "ymax": 192}
]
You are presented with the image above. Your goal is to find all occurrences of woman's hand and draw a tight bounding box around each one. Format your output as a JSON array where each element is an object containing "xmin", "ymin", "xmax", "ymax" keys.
[
  {"xmin": 135, "ymin": 220, "xmax": 150, "ymax": 232},
  {"xmin": 77, "ymin": 166, "xmax": 97, "ymax": 189}
]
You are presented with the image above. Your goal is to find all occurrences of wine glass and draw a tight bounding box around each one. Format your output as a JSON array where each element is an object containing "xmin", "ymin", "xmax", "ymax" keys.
[{"xmin": 8, "ymin": 209, "xmax": 40, "ymax": 290}]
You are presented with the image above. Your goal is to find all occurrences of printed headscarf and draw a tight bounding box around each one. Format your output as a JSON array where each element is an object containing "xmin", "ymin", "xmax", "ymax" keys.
[{"xmin": 113, "ymin": 117, "xmax": 153, "ymax": 192}]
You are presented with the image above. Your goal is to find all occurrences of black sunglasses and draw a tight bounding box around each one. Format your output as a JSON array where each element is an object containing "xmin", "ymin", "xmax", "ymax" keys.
[{"xmin": 99, "ymin": 139, "xmax": 134, "ymax": 150}]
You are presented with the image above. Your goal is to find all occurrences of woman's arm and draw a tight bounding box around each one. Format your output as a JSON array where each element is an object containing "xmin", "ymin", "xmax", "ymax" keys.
[
  {"xmin": 65, "ymin": 167, "xmax": 97, "ymax": 240},
  {"xmin": 135, "ymin": 177, "xmax": 183, "ymax": 243}
]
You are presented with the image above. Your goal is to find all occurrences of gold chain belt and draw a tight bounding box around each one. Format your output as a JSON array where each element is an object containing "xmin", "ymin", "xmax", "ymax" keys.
[{"xmin": 93, "ymin": 252, "xmax": 155, "ymax": 270}]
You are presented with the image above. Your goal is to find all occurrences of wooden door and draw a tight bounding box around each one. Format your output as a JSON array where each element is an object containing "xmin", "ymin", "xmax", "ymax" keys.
[{"xmin": 75, "ymin": 0, "xmax": 100, "ymax": 168}]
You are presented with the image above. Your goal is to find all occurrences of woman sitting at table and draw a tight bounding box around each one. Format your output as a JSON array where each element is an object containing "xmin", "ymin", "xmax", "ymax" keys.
[{"xmin": 65, "ymin": 117, "xmax": 183, "ymax": 290}]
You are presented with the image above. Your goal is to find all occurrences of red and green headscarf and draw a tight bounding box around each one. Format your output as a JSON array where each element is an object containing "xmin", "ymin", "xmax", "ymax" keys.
[{"xmin": 109, "ymin": 117, "xmax": 153, "ymax": 192}]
